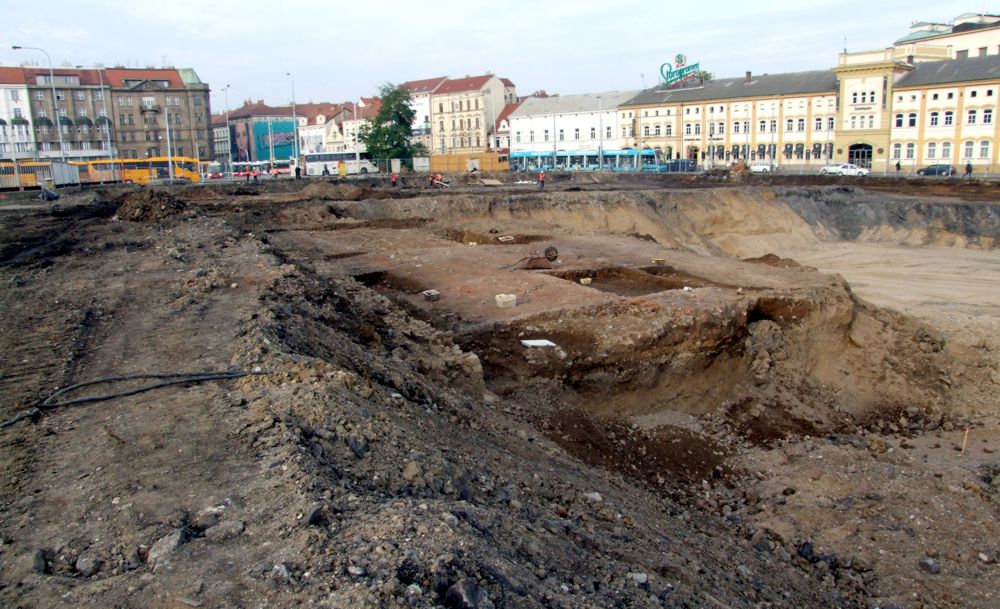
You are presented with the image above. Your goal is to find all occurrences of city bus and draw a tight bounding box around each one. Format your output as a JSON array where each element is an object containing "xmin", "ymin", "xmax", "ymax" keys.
[{"xmin": 293, "ymin": 152, "xmax": 380, "ymax": 176}]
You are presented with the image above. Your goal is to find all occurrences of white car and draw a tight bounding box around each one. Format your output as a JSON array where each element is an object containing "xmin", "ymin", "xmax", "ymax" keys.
[
  {"xmin": 749, "ymin": 162, "xmax": 775, "ymax": 174},
  {"xmin": 821, "ymin": 163, "xmax": 869, "ymax": 176}
]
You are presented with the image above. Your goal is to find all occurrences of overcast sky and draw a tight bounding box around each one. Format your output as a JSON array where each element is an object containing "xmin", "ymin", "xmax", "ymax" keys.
[{"xmin": 1, "ymin": 1, "xmax": 991, "ymax": 112}]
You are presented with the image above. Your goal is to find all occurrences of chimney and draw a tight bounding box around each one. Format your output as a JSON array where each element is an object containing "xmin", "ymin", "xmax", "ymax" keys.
[{"xmin": 745, "ymin": 71, "xmax": 752, "ymax": 83}]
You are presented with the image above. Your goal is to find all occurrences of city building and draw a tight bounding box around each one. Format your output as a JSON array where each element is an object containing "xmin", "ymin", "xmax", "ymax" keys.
[
  {"xmin": 293, "ymin": 103, "xmax": 341, "ymax": 155},
  {"xmin": 894, "ymin": 13, "xmax": 1000, "ymax": 59},
  {"xmin": 429, "ymin": 74, "xmax": 516, "ymax": 154},
  {"xmin": 509, "ymin": 91, "xmax": 640, "ymax": 160},
  {"xmin": 402, "ymin": 77, "xmax": 447, "ymax": 152},
  {"xmin": 226, "ymin": 101, "xmax": 297, "ymax": 163},
  {"xmin": 493, "ymin": 99, "xmax": 524, "ymax": 150},
  {"xmin": 325, "ymin": 98, "xmax": 381, "ymax": 153},
  {"xmin": 0, "ymin": 67, "xmax": 32, "ymax": 158},
  {"xmin": 211, "ymin": 113, "xmax": 229, "ymax": 167},
  {"xmin": 620, "ymin": 72, "xmax": 837, "ymax": 167},
  {"xmin": 0, "ymin": 64, "xmax": 212, "ymax": 162}
]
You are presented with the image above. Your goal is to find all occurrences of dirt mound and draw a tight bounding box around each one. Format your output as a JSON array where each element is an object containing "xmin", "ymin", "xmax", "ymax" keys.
[
  {"xmin": 114, "ymin": 189, "xmax": 187, "ymax": 221},
  {"xmin": 297, "ymin": 181, "xmax": 367, "ymax": 201}
]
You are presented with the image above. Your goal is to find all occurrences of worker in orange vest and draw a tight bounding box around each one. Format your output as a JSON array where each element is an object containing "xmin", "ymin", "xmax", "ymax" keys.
[{"xmin": 538, "ymin": 169, "xmax": 546, "ymax": 190}]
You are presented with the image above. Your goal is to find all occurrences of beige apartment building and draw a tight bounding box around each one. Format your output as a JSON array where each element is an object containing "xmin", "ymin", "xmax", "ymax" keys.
[
  {"xmin": 620, "ymin": 71, "xmax": 839, "ymax": 167},
  {"xmin": 429, "ymin": 74, "xmax": 516, "ymax": 154},
  {"xmin": 894, "ymin": 13, "xmax": 1000, "ymax": 59}
]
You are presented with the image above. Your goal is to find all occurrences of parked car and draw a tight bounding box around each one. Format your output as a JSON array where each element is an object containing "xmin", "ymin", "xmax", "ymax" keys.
[
  {"xmin": 749, "ymin": 162, "xmax": 775, "ymax": 174},
  {"xmin": 916, "ymin": 164, "xmax": 957, "ymax": 176},
  {"xmin": 820, "ymin": 163, "xmax": 869, "ymax": 176}
]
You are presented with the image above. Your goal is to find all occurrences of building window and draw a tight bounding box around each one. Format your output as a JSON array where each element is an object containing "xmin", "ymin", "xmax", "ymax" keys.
[
  {"xmin": 743, "ymin": 120, "xmax": 749, "ymax": 132},
  {"xmin": 643, "ymin": 125, "xmax": 649, "ymax": 136},
  {"xmin": 769, "ymin": 119, "xmax": 776, "ymax": 132},
  {"xmin": 906, "ymin": 113, "xmax": 916, "ymax": 127},
  {"xmin": 892, "ymin": 143, "xmax": 901, "ymax": 159},
  {"xmin": 964, "ymin": 141, "xmax": 974, "ymax": 158},
  {"xmin": 574, "ymin": 128, "xmax": 579, "ymax": 140},
  {"xmin": 758, "ymin": 120, "xmax": 766, "ymax": 133},
  {"xmin": 980, "ymin": 141, "xmax": 991, "ymax": 158},
  {"xmin": 543, "ymin": 130, "xmax": 549, "ymax": 142},
  {"xmin": 654, "ymin": 125, "xmax": 661, "ymax": 136},
  {"xmin": 74, "ymin": 90, "xmax": 85, "ymax": 101},
  {"xmin": 905, "ymin": 143, "xmax": 915, "ymax": 159},
  {"xmin": 927, "ymin": 142, "xmax": 936, "ymax": 159},
  {"xmin": 694, "ymin": 124, "xmax": 701, "ymax": 135},
  {"xmin": 941, "ymin": 141, "xmax": 951, "ymax": 158},
  {"xmin": 929, "ymin": 112, "xmax": 939, "ymax": 126},
  {"xmin": 851, "ymin": 116, "xmax": 856, "ymax": 129},
  {"xmin": 815, "ymin": 117, "xmax": 822, "ymax": 130},
  {"xmin": 558, "ymin": 129, "xmax": 564, "ymax": 141},
  {"xmin": 35, "ymin": 90, "xmax": 44, "ymax": 101},
  {"xmin": 797, "ymin": 118, "xmax": 805, "ymax": 132},
  {"xmin": 606, "ymin": 126, "xmax": 611, "ymax": 139},
  {"xmin": 718, "ymin": 122, "xmax": 725, "ymax": 134},
  {"xmin": 985, "ymin": 109, "xmax": 994, "ymax": 124},
  {"xmin": 944, "ymin": 111, "xmax": 953, "ymax": 126},
  {"xmin": 851, "ymin": 92, "xmax": 858, "ymax": 104},
  {"xmin": 590, "ymin": 127, "xmax": 595, "ymax": 139},
  {"xmin": 515, "ymin": 131, "xmax": 521, "ymax": 143},
  {"xmin": 55, "ymin": 90, "xmax": 65, "ymax": 101},
  {"xmin": 827, "ymin": 117, "xmax": 835, "ymax": 130},
  {"xmin": 895, "ymin": 114, "xmax": 903, "ymax": 127},
  {"xmin": 529, "ymin": 130, "xmax": 534, "ymax": 142},
  {"xmin": 786, "ymin": 119, "xmax": 793, "ymax": 131},
  {"xmin": 967, "ymin": 110, "xmax": 977, "ymax": 125},
  {"xmin": 734, "ymin": 121, "xmax": 741, "ymax": 134},
  {"xmin": 685, "ymin": 124, "xmax": 692, "ymax": 135},
  {"xmin": 665, "ymin": 125, "xmax": 672, "ymax": 136}
]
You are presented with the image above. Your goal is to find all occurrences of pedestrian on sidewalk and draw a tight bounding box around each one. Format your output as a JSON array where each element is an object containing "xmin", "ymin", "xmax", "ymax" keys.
[
  {"xmin": 964, "ymin": 162, "xmax": 973, "ymax": 178},
  {"xmin": 538, "ymin": 169, "xmax": 546, "ymax": 190}
]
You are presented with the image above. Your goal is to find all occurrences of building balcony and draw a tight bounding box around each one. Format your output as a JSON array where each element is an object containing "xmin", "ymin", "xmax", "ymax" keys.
[{"xmin": 140, "ymin": 103, "xmax": 162, "ymax": 114}]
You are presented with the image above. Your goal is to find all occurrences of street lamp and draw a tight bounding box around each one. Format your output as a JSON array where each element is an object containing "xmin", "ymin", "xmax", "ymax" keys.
[
  {"xmin": 223, "ymin": 84, "xmax": 232, "ymax": 176},
  {"xmin": 287, "ymin": 72, "xmax": 298, "ymax": 159},
  {"xmin": 597, "ymin": 95, "xmax": 604, "ymax": 170},
  {"xmin": 13, "ymin": 45, "xmax": 66, "ymax": 161}
]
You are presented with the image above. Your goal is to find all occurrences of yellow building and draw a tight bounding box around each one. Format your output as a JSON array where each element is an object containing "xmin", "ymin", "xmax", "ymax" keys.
[
  {"xmin": 620, "ymin": 71, "xmax": 839, "ymax": 169},
  {"xmin": 429, "ymin": 74, "xmax": 516, "ymax": 155}
]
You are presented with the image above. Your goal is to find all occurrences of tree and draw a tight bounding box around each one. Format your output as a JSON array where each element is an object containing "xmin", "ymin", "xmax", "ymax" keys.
[
  {"xmin": 699, "ymin": 70, "xmax": 715, "ymax": 82},
  {"xmin": 358, "ymin": 83, "xmax": 424, "ymax": 161}
]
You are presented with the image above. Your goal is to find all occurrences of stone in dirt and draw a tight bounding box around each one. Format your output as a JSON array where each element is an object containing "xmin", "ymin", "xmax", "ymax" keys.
[
  {"xmin": 75, "ymin": 553, "xmax": 103, "ymax": 577},
  {"xmin": 918, "ymin": 557, "xmax": 941, "ymax": 574},
  {"xmin": 147, "ymin": 529, "xmax": 189, "ymax": 566},
  {"xmin": 204, "ymin": 520, "xmax": 245, "ymax": 540},
  {"xmin": 444, "ymin": 577, "xmax": 494, "ymax": 609}
]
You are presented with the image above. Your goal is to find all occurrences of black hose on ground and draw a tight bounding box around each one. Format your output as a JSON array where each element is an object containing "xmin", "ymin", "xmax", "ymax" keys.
[{"xmin": 0, "ymin": 369, "xmax": 269, "ymax": 431}]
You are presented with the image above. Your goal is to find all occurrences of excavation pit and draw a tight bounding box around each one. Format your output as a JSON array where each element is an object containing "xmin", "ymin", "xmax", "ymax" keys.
[
  {"xmin": 548, "ymin": 266, "xmax": 727, "ymax": 297},
  {"xmin": 442, "ymin": 228, "xmax": 551, "ymax": 245}
]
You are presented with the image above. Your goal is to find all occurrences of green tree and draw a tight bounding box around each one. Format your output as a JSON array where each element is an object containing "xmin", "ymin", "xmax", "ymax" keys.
[
  {"xmin": 699, "ymin": 70, "xmax": 715, "ymax": 82},
  {"xmin": 358, "ymin": 83, "xmax": 425, "ymax": 161}
]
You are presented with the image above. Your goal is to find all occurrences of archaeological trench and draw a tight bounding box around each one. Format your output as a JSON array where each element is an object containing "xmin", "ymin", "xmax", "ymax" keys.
[{"xmin": 0, "ymin": 173, "xmax": 998, "ymax": 609}]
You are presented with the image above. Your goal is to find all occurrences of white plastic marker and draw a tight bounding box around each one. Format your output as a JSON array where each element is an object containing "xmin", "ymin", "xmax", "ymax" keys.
[{"xmin": 961, "ymin": 428, "xmax": 970, "ymax": 455}]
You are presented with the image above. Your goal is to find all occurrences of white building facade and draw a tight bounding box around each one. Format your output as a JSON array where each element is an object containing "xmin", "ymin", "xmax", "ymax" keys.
[
  {"xmin": 508, "ymin": 91, "xmax": 639, "ymax": 158},
  {"xmin": 0, "ymin": 78, "xmax": 33, "ymax": 158}
]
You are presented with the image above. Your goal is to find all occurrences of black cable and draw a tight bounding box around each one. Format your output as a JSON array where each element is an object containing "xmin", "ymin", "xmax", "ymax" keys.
[{"xmin": 1, "ymin": 369, "xmax": 268, "ymax": 431}]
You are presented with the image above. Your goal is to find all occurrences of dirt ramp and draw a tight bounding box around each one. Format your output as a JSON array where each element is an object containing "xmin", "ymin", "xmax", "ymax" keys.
[{"xmin": 114, "ymin": 189, "xmax": 187, "ymax": 221}]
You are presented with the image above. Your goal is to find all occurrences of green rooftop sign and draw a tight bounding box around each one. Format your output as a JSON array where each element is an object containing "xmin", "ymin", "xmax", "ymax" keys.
[{"xmin": 660, "ymin": 54, "xmax": 700, "ymax": 88}]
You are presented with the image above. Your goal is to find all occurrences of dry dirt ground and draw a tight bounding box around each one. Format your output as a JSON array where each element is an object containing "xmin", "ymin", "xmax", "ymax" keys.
[{"xmin": 0, "ymin": 175, "xmax": 998, "ymax": 609}]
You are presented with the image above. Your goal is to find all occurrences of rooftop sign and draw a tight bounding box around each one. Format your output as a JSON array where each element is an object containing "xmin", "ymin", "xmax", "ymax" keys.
[{"xmin": 660, "ymin": 54, "xmax": 701, "ymax": 88}]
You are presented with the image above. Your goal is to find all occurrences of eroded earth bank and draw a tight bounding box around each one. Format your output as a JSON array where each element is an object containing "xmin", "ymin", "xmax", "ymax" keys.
[{"xmin": 1, "ymin": 175, "xmax": 998, "ymax": 609}]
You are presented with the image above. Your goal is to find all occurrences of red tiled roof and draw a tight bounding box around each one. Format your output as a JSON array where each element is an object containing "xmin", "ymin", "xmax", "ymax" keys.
[
  {"xmin": 434, "ymin": 75, "xmax": 492, "ymax": 95},
  {"xmin": 495, "ymin": 100, "xmax": 524, "ymax": 131},
  {"xmin": 294, "ymin": 102, "xmax": 341, "ymax": 124},
  {"xmin": 0, "ymin": 67, "xmax": 26, "ymax": 85},
  {"xmin": 104, "ymin": 68, "xmax": 185, "ymax": 88},
  {"xmin": 500, "ymin": 77, "xmax": 515, "ymax": 88},
  {"xmin": 402, "ymin": 76, "xmax": 447, "ymax": 94}
]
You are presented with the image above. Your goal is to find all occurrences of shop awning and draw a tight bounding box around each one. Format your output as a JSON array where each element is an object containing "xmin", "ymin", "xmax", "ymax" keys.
[
  {"xmin": 33, "ymin": 116, "xmax": 52, "ymax": 127},
  {"xmin": 58, "ymin": 116, "xmax": 73, "ymax": 126},
  {"xmin": 95, "ymin": 116, "xmax": 111, "ymax": 126},
  {"xmin": 11, "ymin": 117, "xmax": 30, "ymax": 126},
  {"xmin": 76, "ymin": 116, "xmax": 93, "ymax": 126}
]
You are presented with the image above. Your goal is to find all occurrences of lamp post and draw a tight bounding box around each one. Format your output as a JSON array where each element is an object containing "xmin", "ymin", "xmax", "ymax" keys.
[
  {"xmin": 287, "ymin": 72, "xmax": 298, "ymax": 160},
  {"xmin": 164, "ymin": 103, "xmax": 174, "ymax": 180},
  {"xmin": 223, "ymin": 84, "xmax": 232, "ymax": 176},
  {"xmin": 597, "ymin": 95, "xmax": 604, "ymax": 170},
  {"xmin": 13, "ymin": 45, "xmax": 65, "ymax": 161}
]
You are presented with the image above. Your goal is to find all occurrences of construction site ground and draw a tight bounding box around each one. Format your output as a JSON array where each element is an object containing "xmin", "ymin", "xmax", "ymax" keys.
[{"xmin": 0, "ymin": 172, "xmax": 998, "ymax": 609}]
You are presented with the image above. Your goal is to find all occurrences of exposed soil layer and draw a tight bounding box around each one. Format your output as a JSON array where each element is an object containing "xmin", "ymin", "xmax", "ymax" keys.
[{"xmin": 1, "ymin": 176, "xmax": 998, "ymax": 609}]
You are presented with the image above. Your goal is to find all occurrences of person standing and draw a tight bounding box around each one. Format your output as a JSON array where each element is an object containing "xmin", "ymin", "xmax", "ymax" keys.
[
  {"xmin": 895, "ymin": 161, "xmax": 901, "ymax": 176},
  {"xmin": 538, "ymin": 169, "xmax": 546, "ymax": 190},
  {"xmin": 391, "ymin": 172, "xmax": 398, "ymax": 187},
  {"xmin": 295, "ymin": 165, "xmax": 301, "ymax": 180},
  {"xmin": 965, "ymin": 162, "xmax": 973, "ymax": 178},
  {"xmin": 252, "ymin": 166, "xmax": 259, "ymax": 182}
]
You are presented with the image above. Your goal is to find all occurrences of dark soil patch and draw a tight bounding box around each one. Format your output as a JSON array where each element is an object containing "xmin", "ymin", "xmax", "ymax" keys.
[
  {"xmin": 547, "ymin": 408, "xmax": 731, "ymax": 487},
  {"xmin": 548, "ymin": 266, "xmax": 727, "ymax": 297},
  {"xmin": 442, "ymin": 228, "xmax": 551, "ymax": 245}
]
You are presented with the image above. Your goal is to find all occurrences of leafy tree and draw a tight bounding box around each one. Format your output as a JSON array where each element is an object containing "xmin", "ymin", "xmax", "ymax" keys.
[
  {"xmin": 358, "ymin": 83, "xmax": 424, "ymax": 161},
  {"xmin": 699, "ymin": 70, "xmax": 715, "ymax": 82}
]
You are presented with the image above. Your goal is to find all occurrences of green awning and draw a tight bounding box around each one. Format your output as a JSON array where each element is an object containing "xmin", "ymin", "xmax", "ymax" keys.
[
  {"xmin": 12, "ymin": 117, "xmax": 30, "ymax": 126},
  {"xmin": 58, "ymin": 116, "xmax": 73, "ymax": 126},
  {"xmin": 0, "ymin": 118, "xmax": 6, "ymax": 126},
  {"xmin": 95, "ymin": 116, "xmax": 111, "ymax": 125},
  {"xmin": 76, "ymin": 116, "xmax": 93, "ymax": 126}
]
